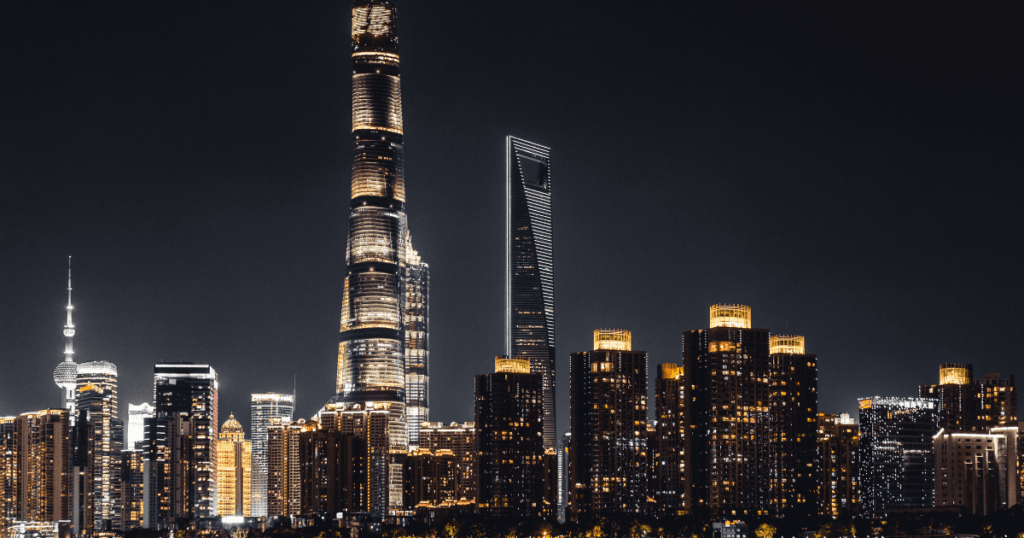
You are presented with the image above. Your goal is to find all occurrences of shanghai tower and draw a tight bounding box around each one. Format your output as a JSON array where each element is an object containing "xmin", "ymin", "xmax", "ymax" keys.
[
  {"xmin": 337, "ymin": 0, "xmax": 424, "ymax": 452},
  {"xmin": 506, "ymin": 136, "xmax": 555, "ymax": 450}
]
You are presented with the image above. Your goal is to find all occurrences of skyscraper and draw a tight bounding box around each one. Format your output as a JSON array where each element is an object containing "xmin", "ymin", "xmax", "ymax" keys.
[
  {"xmin": 858, "ymin": 396, "xmax": 939, "ymax": 518},
  {"xmin": 266, "ymin": 418, "xmax": 304, "ymax": 518},
  {"xmin": 652, "ymin": 363, "xmax": 688, "ymax": 517},
  {"xmin": 126, "ymin": 403, "xmax": 153, "ymax": 451},
  {"xmin": 15, "ymin": 409, "xmax": 72, "ymax": 523},
  {"xmin": 506, "ymin": 136, "xmax": 555, "ymax": 451},
  {"xmin": 768, "ymin": 334, "xmax": 819, "ymax": 518},
  {"xmin": 568, "ymin": 330, "xmax": 649, "ymax": 520},
  {"xmin": 934, "ymin": 425, "xmax": 1020, "ymax": 515},
  {"xmin": 682, "ymin": 304, "xmax": 771, "ymax": 519},
  {"xmin": 250, "ymin": 393, "xmax": 294, "ymax": 517},
  {"xmin": 216, "ymin": 415, "xmax": 252, "ymax": 517},
  {"xmin": 53, "ymin": 258, "xmax": 78, "ymax": 414},
  {"xmin": 817, "ymin": 413, "xmax": 860, "ymax": 518},
  {"xmin": 73, "ymin": 369, "xmax": 120, "ymax": 533},
  {"xmin": 144, "ymin": 363, "xmax": 218, "ymax": 528},
  {"xmin": 0, "ymin": 417, "xmax": 16, "ymax": 528},
  {"xmin": 476, "ymin": 356, "xmax": 550, "ymax": 518},
  {"xmin": 404, "ymin": 233, "xmax": 429, "ymax": 450},
  {"xmin": 418, "ymin": 422, "xmax": 476, "ymax": 502}
]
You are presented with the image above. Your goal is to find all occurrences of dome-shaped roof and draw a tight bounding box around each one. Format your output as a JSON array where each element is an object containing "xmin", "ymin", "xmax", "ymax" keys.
[
  {"xmin": 53, "ymin": 361, "xmax": 78, "ymax": 386},
  {"xmin": 221, "ymin": 413, "xmax": 243, "ymax": 433}
]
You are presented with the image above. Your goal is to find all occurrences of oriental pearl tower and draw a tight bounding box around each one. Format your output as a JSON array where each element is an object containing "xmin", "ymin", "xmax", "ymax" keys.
[{"xmin": 53, "ymin": 257, "xmax": 78, "ymax": 412}]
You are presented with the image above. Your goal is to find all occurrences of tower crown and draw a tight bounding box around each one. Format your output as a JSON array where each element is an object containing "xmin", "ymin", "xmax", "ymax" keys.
[
  {"xmin": 710, "ymin": 304, "xmax": 752, "ymax": 328},
  {"xmin": 770, "ymin": 334, "xmax": 805, "ymax": 355},
  {"xmin": 939, "ymin": 363, "xmax": 972, "ymax": 385},
  {"xmin": 594, "ymin": 328, "xmax": 631, "ymax": 351},
  {"xmin": 495, "ymin": 356, "xmax": 531, "ymax": 374}
]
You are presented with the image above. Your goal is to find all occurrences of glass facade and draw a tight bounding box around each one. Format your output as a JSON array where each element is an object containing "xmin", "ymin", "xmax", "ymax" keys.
[
  {"xmin": 857, "ymin": 396, "xmax": 939, "ymax": 518},
  {"xmin": 249, "ymin": 393, "xmax": 294, "ymax": 517},
  {"xmin": 338, "ymin": 1, "xmax": 425, "ymax": 464},
  {"xmin": 506, "ymin": 136, "xmax": 555, "ymax": 450}
]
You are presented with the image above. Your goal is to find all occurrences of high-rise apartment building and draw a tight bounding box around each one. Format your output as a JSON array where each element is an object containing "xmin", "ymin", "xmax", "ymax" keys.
[
  {"xmin": 15, "ymin": 409, "xmax": 72, "ymax": 523},
  {"xmin": 681, "ymin": 304, "xmax": 771, "ymax": 519},
  {"xmin": 0, "ymin": 417, "xmax": 16, "ymax": 529},
  {"xmin": 817, "ymin": 413, "xmax": 859, "ymax": 518},
  {"xmin": 418, "ymin": 422, "xmax": 476, "ymax": 502},
  {"xmin": 768, "ymin": 335, "xmax": 819, "ymax": 518},
  {"xmin": 568, "ymin": 330, "xmax": 649, "ymax": 520},
  {"xmin": 315, "ymin": 403, "xmax": 393, "ymax": 514},
  {"xmin": 126, "ymin": 403, "xmax": 153, "ymax": 451},
  {"xmin": 119, "ymin": 450, "xmax": 145, "ymax": 531},
  {"xmin": 403, "ymin": 449, "xmax": 459, "ymax": 509},
  {"xmin": 506, "ymin": 136, "xmax": 555, "ymax": 451},
  {"xmin": 857, "ymin": 396, "xmax": 939, "ymax": 518},
  {"xmin": 920, "ymin": 364, "xmax": 1017, "ymax": 431},
  {"xmin": 934, "ymin": 426, "xmax": 1020, "ymax": 515},
  {"xmin": 266, "ymin": 418, "xmax": 304, "ymax": 518},
  {"xmin": 216, "ymin": 415, "xmax": 252, "ymax": 517},
  {"xmin": 73, "ymin": 371, "xmax": 121, "ymax": 533},
  {"xmin": 250, "ymin": 392, "xmax": 294, "ymax": 517},
  {"xmin": 143, "ymin": 363, "xmax": 218, "ymax": 528},
  {"xmin": 298, "ymin": 420, "xmax": 368, "ymax": 515},
  {"xmin": 652, "ymin": 363, "xmax": 688, "ymax": 517},
  {"xmin": 977, "ymin": 373, "xmax": 1017, "ymax": 427},
  {"xmin": 476, "ymin": 356, "xmax": 550, "ymax": 518},
  {"xmin": 921, "ymin": 363, "xmax": 981, "ymax": 430},
  {"xmin": 404, "ymin": 234, "xmax": 430, "ymax": 450}
]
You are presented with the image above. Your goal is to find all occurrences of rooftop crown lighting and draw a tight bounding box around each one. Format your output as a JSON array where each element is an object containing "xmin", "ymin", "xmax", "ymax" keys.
[
  {"xmin": 594, "ymin": 328, "xmax": 631, "ymax": 351},
  {"xmin": 710, "ymin": 304, "xmax": 751, "ymax": 328}
]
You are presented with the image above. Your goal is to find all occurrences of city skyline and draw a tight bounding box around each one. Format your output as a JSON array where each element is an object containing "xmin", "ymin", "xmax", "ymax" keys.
[{"xmin": 2, "ymin": 1, "xmax": 1022, "ymax": 440}]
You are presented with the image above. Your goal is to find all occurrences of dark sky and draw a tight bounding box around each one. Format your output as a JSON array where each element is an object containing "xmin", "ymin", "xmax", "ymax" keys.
[{"xmin": 2, "ymin": 2, "xmax": 1021, "ymax": 435}]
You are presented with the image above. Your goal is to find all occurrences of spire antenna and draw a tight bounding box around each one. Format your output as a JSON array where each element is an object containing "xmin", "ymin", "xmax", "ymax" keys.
[{"xmin": 54, "ymin": 255, "xmax": 79, "ymax": 412}]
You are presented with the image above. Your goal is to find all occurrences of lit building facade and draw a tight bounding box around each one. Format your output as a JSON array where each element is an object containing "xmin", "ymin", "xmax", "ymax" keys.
[
  {"xmin": 404, "ymin": 234, "xmax": 430, "ymax": 450},
  {"xmin": 266, "ymin": 418, "xmax": 304, "ymax": 517},
  {"xmin": 857, "ymin": 396, "xmax": 939, "ymax": 518},
  {"xmin": 934, "ymin": 426, "xmax": 1020, "ymax": 515},
  {"xmin": 316, "ymin": 403, "xmax": 392, "ymax": 514},
  {"xmin": 337, "ymin": 0, "xmax": 421, "ymax": 454},
  {"xmin": 126, "ymin": 403, "xmax": 153, "ymax": 451},
  {"xmin": 298, "ymin": 420, "xmax": 368, "ymax": 515},
  {"xmin": 506, "ymin": 136, "xmax": 555, "ymax": 451},
  {"xmin": 568, "ymin": 330, "xmax": 649, "ymax": 519},
  {"xmin": 476, "ymin": 356, "xmax": 551, "ymax": 518},
  {"xmin": 73, "ymin": 371, "xmax": 121, "ymax": 534},
  {"xmin": 977, "ymin": 373, "xmax": 1017, "ymax": 427},
  {"xmin": 681, "ymin": 304, "xmax": 771, "ymax": 519},
  {"xmin": 0, "ymin": 417, "xmax": 16, "ymax": 529},
  {"xmin": 15, "ymin": 409, "xmax": 72, "ymax": 523},
  {"xmin": 652, "ymin": 363, "xmax": 688, "ymax": 517},
  {"xmin": 216, "ymin": 415, "xmax": 252, "ymax": 517},
  {"xmin": 817, "ymin": 413, "xmax": 859, "ymax": 518},
  {"xmin": 768, "ymin": 335, "xmax": 818, "ymax": 518},
  {"xmin": 418, "ymin": 422, "xmax": 476, "ymax": 502},
  {"xmin": 250, "ymin": 392, "xmax": 294, "ymax": 517},
  {"xmin": 403, "ymin": 449, "xmax": 459, "ymax": 509},
  {"xmin": 143, "ymin": 363, "xmax": 218, "ymax": 528},
  {"xmin": 119, "ymin": 450, "xmax": 145, "ymax": 531},
  {"xmin": 920, "ymin": 363, "xmax": 981, "ymax": 430}
]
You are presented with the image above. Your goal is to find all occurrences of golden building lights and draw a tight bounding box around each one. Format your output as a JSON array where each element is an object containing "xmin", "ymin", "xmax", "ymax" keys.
[
  {"xmin": 495, "ymin": 355, "xmax": 531, "ymax": 374},
  {"xmin": 769, "ymin": 334, "xmax": 805, "ymax": 355},
  {"xmin": 216, "ymin": 414, "xmax": 252, "ymax": 517},
  {"xmin": 709, "ymin": 303, "xmax": 752, "ymax": 329},
  {"xmin": 593, "ymin": 328, "xmax": 631, "ymax": 351},
  {"xmin": 939, "ymin": 363, "xmax": 972, "ymax": 386}
]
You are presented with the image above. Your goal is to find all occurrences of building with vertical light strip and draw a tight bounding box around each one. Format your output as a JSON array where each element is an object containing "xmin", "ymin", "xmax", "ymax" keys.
[
  {"xmin": 250, "ymin": 393, "xmax": 294, "ymax": 517},
  {"xmin": 506, "ymin": 136, "xmax": 555, "ymax": 451}
]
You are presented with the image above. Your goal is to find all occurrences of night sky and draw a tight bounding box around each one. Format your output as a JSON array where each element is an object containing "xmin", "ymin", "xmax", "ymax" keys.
[{"xmin": 2, "ymin": 2, "xmax": 1021, "ymax": 435}]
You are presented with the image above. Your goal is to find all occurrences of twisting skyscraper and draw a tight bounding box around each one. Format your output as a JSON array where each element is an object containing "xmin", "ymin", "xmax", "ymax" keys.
[
  {"xmin": 338, "ymin": 0, "xmax": 425, "ymax": 461},
  {"xmin": 505, "ymin": 136, "xmax": 555, "ymax": 450}
]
